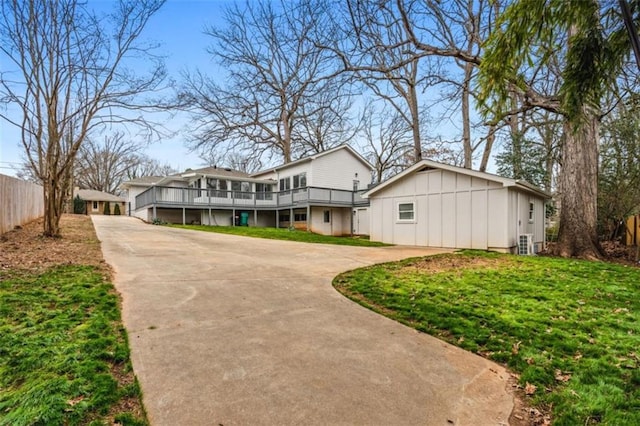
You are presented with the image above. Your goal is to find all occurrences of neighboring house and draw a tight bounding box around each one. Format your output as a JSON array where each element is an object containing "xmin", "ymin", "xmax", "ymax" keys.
[
  {"xmin": 74, "ymin": 188, "xmax": 126, "ymax": 215},
  {"xmin": 121, "ymin": 145, "xmax": 374, "ymax": 236},
  {"xmin": 363, "ymin": 160, "xmax": 550, "ymax": 253}
]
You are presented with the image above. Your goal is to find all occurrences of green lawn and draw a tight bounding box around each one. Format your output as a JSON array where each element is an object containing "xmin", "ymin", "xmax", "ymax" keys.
[
  {"xmin": 0, "ymin": 266, "xmax": 146, "ymax": 426},
  {"xmin": 169, "ymin": 224, "xmax": 390, "ymax": 247},
  {"xmin": 333, "ymin": 251, "xmax": 640, "ymax": 425}
]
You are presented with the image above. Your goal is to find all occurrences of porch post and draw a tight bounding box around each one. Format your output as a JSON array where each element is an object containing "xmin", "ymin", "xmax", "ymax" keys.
[
  {"xmin": 254, "ymin": 209, "xmax": 257, "ymax": 227},
  {"xmin": 290, "ymin": 207, "xmax": 294, "ymax": 228},
  {"xmin": 232, "ymin": 208, "xmax": 235, "ymax": 227},
  {"xmin": 152, "ymin": 186, "xmax": 157, "ymax": 219},
  {"xmin": 182, "ymin": 207, "xmax": 186, "ymax": 225},
  {"xmin": 306, "ymin": 205, "xmax": 310, "ymax": 232},
  {"xmin": 276, "ymin": 210, "xmax": 279, "ymax": 229},
  {"xmin": 208, "ymin": 207, "xmax": 212, "ymax": 226}
]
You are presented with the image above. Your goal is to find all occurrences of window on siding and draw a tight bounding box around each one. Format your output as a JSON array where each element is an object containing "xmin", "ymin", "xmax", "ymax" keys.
[
  {"xmin": 92, "ymin": 201, "xmax": 98, "ymax": 211},
  {"xmin": 529, "ymin": 202, "xmax": 535, "ymax": 223},
  {"xmin": 279, "ymin": 177, "xmax": 290, "ymax": 191},
  {"xmin": 294, "ymin": 213, "xmax": 307, "ymax": 221},
  {"xmin": 323, "ymin": 210, "xmax": 331, "ymax": 223},
  {"xmin": 398, "ymin": 202, "xmax": 414, "ymax": 221},
  {"xmin": 293, "ymin": 173, "xmax": 306, "ymax": 189},
  {"xmin": 256, "ymin": 183, "xmax": 273, "ymax": 200},
  {"xmin": 231, "ymin": 181, "xmax": 252, "ymax": 199}
]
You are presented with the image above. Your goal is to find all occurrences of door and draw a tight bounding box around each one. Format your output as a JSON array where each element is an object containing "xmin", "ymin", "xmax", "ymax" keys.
[{"xmin": 354, "ymin": 208, "xmax": 370, "ymax": 235}]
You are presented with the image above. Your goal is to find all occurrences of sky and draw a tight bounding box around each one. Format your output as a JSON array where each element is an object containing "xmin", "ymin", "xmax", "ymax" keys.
[{"xmin": 0, "ymin": 0, "xmax": 235, "ymax": 177}]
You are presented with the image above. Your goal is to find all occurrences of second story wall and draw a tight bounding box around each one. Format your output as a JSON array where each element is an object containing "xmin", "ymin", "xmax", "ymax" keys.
[{"xmin": 312, "ymin": 148, "xmax": 371, "ymax": 191}]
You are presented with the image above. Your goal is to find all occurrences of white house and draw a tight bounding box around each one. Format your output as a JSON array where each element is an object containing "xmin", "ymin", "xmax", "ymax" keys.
[
  {"xmin": 363, "ymin": 160, "xmax": 550, "ymax": 253},
  {"xmin": 121, "ymin": 145, "xmax": 374, "ymax": 236}
]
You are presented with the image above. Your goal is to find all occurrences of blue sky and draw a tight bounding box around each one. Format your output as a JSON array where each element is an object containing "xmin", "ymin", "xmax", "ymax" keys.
[{"xmin": 0, "ymin": 0, "xmax": 234, "ymax": 176}]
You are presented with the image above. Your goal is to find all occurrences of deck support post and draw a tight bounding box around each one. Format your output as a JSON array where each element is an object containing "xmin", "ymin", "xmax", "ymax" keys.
[
  {"xmin": 232, "ymin": 208, "xmax": 235, "ymax": 227},
  {"xmin": 290, "ymin": 207, "xmax": 294, "ymax": 228},
  {"xmin": 306, "ymin": 205, "xmax": 310, "ymax": 232},
  {"xmin": 254, "ymin": 209, "xmax": 257, "ymax": 227},
  {"xmin": 182, "ymin": 208, "xmax": 186, "ymax": 225},
  {"xmin": 276, "ymin": 210, "xmax": 279, "ymax": 229}
]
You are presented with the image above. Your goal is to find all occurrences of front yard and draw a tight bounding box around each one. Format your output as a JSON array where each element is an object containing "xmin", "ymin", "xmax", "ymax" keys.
[
  {"xmin": 334, "ymin": 251, "xmax": 640, "ymax": 425},
  {"xmin": 0, "ymin": 216, "xmax": 146, "ymax": 425}
]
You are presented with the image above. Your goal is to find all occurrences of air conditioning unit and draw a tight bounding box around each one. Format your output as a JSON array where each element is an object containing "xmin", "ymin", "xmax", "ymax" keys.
[{"xmin": 518, "ymin": 234, "xmax": 535, "ymax": 255}]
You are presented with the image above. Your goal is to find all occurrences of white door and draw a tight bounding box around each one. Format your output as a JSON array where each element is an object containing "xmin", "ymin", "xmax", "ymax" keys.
[{"xmin": 354, "ymin": 208, "xmax": 370, "ymax": 235}]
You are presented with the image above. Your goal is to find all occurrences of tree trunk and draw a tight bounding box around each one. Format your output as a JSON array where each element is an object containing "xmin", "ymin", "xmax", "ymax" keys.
[
  {"xmin": 462, "ymin": 62, "xmax": 473, "ymax": 169},
  {"xmin": 552, "ymin": 111, "xmax": 603, "ymax": 259},
  {"xmin": 408, "ymin": 83, "xmax": 422, "ymax": 163},
  {"xmin": 479, "ymin": 125, "xmax": 496, "ymax": 172},
  {"xmin": 43, "ymin": 178, "xmax": 62, "ymax": 237}
]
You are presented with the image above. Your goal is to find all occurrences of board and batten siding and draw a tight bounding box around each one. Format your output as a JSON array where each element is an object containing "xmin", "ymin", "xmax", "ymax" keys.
[
  {"xmin": 0, "ymin": 174, "xmax": 44, "ymax": 234},
  {"xmin": 508, "ymin": 191, "xmax": 545, "ymax": 248},
  {"xmin": 369, "ymin": 169, "xmax": 511, "ymax": 250},
  {"xmin": 312, "ymin": 148, "xmax": 371, "ymax": 190}
]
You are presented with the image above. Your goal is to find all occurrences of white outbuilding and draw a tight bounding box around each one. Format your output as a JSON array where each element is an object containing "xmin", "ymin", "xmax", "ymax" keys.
[{"xmin": 363, "ymin": 160, "xmax": 550, "ymax": 253}]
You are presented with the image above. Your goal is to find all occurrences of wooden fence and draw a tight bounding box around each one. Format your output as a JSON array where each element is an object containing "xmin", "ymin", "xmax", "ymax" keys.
[
  {"xmin": 0, "ymin": 174, "xmax": 44, "ymax": 234},
  {"xmin": 627, "ymin": 214, "xmax": 640, "ymax": 246}
]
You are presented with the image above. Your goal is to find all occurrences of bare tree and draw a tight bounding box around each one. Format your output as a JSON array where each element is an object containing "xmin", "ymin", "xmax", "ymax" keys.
[
  {"xmin": 125, "ymin": 156, "xmax": 176, "ymax": 181},
  {"xmin": 75, "ymin": 132, "xmax": 142, "ymax": 194},
  {"xmin": 0, "ymin": 0, "xmax": 167, "ymax": 236},
  {"xmin": 181, "ymin": 0, "xmax": 348, "ymax": 165},
  {"xmin": 361, "ymin": 104, "xmax": 414, "ymax": 182},
  {"xmin": 336, "ymin": 0, "xmax": 428, "ymax": 163}
]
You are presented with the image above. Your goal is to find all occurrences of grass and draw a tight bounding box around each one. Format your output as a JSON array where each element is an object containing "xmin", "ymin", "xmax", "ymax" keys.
[
  {"xmin": 0, "ymin": 266, "xmax": 147, "ymax": 426},
  {"xmin": 169, "ymin": 224, "xmax": 390, "ymax": 247},
  {"xmin": 333, "ymin": 250, "xmax": 640, "ymax": 425}
]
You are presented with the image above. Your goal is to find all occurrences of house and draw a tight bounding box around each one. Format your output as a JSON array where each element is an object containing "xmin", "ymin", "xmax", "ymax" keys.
[
  {"xmin": 121, "ymin": 145, "xmax": 374, "ymax": 236},
  {"xmin": 74, "ymin": 188, "xmax": 126, "ymax": 215},
  {"xmin": 363, "ymin": 160, "xmax": 550, "ymax": 253}
]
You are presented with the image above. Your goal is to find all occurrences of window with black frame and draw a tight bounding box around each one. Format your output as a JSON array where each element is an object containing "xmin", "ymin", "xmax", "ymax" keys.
[{"xmin": 256, "ymin": 183, "xmax": 273, "ymax": 200}]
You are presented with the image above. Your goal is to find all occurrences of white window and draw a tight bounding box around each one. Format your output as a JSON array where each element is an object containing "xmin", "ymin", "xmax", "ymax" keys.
[
  {"xmin": 92, "ymin": 201, "xmax": 98, "ymax": 211},
  {"xmin": 398, "ymin": 202, "xmax": 415, "ymax": 221},
  {"xmin": 231, "ymin": 181, "xmax": 252, "ymax": 199},
  {"xmin": 256, "ymin": 183, "xmax": 273, "ymax": 200},
  {"xmin": 323, "ymin": 210, "xmax": 331, "ymax": 223},
  {"xmin": 207, "ymin": 178, "xmax": 228, "ymax": 197},
  {"xmin": 279, "ymin": 177, "xmax": 290, "ymax": 191},
  {"xmin": 293, "ymin": 173, "xmax": 306, "ymax": 189},
  {"xmin": 529, "ymin": 202, "xmax": 535, "ymax": 223}
]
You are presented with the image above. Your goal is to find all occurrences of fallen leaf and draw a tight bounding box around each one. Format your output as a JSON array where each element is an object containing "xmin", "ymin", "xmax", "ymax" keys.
[
  {"xmin": 512, "ymin": 341, "xmax": 521, "ymax": 355},
  {"xmin": 554, "ymin": 369, "xmax": 571, "ymax": 382},
  {"xmin": 524, "ymin": 382, "xmax": 537, "ymax": 395}
]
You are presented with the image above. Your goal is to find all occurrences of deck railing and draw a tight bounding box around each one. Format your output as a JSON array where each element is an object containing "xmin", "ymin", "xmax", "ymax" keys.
[{"xmin": 135, "ymin": 185, "xmax": 369, "ymax": 210}]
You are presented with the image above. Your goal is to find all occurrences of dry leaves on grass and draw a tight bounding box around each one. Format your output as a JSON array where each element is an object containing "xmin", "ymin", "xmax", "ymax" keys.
[{"xmin": 0, "ymin": 214, "xmax": 106, "ymax": 278}]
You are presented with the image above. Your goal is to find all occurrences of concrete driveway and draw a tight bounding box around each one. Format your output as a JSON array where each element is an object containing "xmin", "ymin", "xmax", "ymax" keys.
[{"xmin": 92, "ymin": 216, "xmax": 515, "ymax": 425}]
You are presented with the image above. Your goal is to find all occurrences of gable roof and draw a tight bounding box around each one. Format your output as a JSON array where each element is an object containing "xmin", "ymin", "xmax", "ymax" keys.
[
  {"xmin": 180, "ymin": 166, "xmax": 253, "ymax": 180},
  {"xmin": 251, "ymin": 144, "xmax": 373, "ymax": 177},
  {"xmin": 363, "ymin": 159, "xmax": 551, "ymax": 199},
  {"xmin": 74, "ymin": 189, "xmax": 125, "ymax": 202}
]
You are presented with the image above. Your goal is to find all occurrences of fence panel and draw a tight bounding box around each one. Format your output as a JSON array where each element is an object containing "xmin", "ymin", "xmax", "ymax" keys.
[{"xmin": 0, "ymin": 174, "xmax": 44, "ymax": 234}]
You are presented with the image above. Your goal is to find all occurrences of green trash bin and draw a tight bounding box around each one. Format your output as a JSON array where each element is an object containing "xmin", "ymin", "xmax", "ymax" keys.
[{"xmin": 240, "ymin": 211, "xmax": 249, "ymax": 226}]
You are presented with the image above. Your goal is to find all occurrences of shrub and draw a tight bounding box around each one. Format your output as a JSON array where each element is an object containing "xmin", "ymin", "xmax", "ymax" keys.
[
  {"xmin": 73, "ymin": 195, "xmax": 86, "ymax": 214},
  {"xmin": 113, "ymin": 203, "xmax": 121, "ymax": 215},
  {"xmin": 103, "ymin": 202, "xmax": 111, "ymax": 215}
]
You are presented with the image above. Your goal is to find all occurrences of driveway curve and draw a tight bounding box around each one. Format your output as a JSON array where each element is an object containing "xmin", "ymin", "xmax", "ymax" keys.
[{"xmin": 92, "ymin": 215, "xmax": 515, "ymax": 425}]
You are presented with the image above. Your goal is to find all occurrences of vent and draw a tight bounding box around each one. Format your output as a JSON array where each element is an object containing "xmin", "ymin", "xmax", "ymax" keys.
[{"xmin": 518, "ymin": 234, "xmax": 534, "ymax": 255}]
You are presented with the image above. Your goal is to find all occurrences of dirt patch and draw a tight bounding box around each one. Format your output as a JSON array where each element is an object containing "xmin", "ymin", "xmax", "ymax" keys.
[
  {"xmin": 398, "ymin": 252, "xmax": 519, "ymax": 275},
  {"xmin": 0, "ymin": 214, "xmax": 106, "ymax": 278},
  {"xmin": 1, "ymin": 214, "xmax": 146, "ymax": 424}
]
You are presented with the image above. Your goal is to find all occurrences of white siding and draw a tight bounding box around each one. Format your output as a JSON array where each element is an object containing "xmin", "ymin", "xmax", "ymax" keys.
[
  {"xmin": 312, "ymin": 148, "xmax": 372, "ymax": 190},
  {"xmin": 310, "ymin": 207, "xmax": 351, "ymax": 236},
  {"xmin": 368, "ymin": 168, "xmax": 544, "ymax": 251}
]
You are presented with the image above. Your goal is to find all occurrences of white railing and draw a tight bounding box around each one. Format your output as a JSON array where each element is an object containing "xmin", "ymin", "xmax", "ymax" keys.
[{"xmin": 135, "ymin": 186, "xmax": 369, "ymax": 210}]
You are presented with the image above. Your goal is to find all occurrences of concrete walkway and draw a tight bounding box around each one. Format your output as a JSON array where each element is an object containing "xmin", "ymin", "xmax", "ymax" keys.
[{"xmin": 92, "ymin": 216, "xmax": 515, "ymax": 425}]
